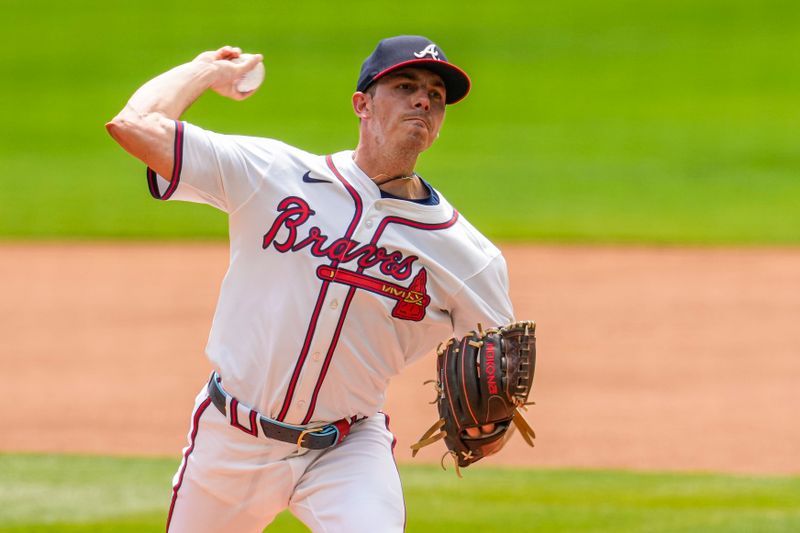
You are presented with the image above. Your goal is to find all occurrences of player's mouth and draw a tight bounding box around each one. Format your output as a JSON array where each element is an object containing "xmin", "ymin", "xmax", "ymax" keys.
[{"xmin": 404, "ymin": 115, "xmax": 430, "ymax": 131}]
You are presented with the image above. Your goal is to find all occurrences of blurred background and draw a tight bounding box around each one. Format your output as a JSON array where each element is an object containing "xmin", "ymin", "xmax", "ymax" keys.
[{"xmin": 2, "ymin": 0, "xmax": 798, "ymax": 242}]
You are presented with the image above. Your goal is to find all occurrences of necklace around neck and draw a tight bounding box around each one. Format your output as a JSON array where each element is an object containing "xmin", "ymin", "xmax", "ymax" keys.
[{"xmin": 373, "ymin": 172, "xmax": 417, "ymax": 187}]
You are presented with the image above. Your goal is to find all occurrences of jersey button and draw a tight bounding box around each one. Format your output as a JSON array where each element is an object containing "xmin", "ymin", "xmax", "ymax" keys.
[
  {"xmin": 312, "ymin": 351, "xmax": 321, "ymax": 362},
  {"xmin": 298, "ymin": 400, "xmax": 306, "ymax": 409},
  {"xmin": 365, "ymin": 219, "xmax": 374, "ymax": 228},
  {"xmin": 330, "ymin": 299, "xmax": 339, "ymax": 309}
]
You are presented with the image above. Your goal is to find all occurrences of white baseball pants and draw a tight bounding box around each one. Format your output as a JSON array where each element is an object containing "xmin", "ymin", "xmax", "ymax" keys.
[{"xmin": 166, "ymin": 387, "xmax": 405, "ymax": 532}]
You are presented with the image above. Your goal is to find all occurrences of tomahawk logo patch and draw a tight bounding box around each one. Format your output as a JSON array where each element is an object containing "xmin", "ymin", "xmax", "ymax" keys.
[{"xmin": 317, "ymin": 265, "xmax": 430, "ymax": 321}]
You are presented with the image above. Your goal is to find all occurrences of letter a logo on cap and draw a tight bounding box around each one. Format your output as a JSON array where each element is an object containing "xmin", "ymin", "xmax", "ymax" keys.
[{"xmin": 413, "ymin": 44, "xmax": 440, "ymax": 60}]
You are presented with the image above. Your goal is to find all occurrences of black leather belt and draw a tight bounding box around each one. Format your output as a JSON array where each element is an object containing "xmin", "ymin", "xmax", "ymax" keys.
[{"xmin": 206, "ymin": 373, "xmax": 355, "ymax": 450}]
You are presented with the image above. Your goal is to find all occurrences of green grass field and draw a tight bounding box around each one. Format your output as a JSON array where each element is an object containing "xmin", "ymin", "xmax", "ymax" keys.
[
  {"xmin": 1, "ymin": 454, "xmax": 799, "ymax": 532},
  {"xmin": 1, "ymin": 0, "xmax": 798, "ymax": 243}
]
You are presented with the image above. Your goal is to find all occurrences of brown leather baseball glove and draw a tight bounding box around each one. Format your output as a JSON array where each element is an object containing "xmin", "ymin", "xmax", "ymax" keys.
[{"xmin": 411, "ymin": 321, "xmax": 537, "ymax": 476}]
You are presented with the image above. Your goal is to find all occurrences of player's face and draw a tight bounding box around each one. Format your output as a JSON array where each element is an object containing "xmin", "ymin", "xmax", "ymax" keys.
[{"xmin": 366, "ymin": 68, "xmax": 446, "ymax": 152}]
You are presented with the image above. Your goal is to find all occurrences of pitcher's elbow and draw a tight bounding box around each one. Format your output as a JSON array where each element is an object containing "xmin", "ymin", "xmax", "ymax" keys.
[
  {"xmin": 105, "ymin": 117, "xmax": 119, "ymax": 138},
  {"xmin": 105, "ymin": 113, "xmax": 136, "ymax": 144}
]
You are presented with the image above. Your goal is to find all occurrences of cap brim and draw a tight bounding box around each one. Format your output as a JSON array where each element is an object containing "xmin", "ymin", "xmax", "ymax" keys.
[{"xmin": 370, "ymin": 58, "xmax": 471, "ymax": 104}]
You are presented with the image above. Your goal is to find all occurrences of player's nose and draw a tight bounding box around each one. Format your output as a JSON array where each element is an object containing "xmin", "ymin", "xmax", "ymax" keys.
[{"xmin": 413, "ymin": 91, "xmax": 431, "ymax": 111}]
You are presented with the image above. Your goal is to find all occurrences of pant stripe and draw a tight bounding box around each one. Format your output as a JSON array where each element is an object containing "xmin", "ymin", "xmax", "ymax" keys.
[
  {"xmin": 381, "ymin": 412, "xmax": 406, "ymax": 530},
  {"xmin": 166, "ymin": 396, "xmax": 212, "ymax": 532}
]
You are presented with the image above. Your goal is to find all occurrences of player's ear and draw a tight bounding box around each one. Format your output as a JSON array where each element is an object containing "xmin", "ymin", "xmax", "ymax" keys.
[{"xmin": 352, "ymin": 91, "xmax": 371, "ymax": 119}]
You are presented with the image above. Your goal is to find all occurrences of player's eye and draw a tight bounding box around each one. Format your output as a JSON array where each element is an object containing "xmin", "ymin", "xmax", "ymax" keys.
[{"xmin": 429, "ymin": 90, "xmax": 443, "ymax": 101}]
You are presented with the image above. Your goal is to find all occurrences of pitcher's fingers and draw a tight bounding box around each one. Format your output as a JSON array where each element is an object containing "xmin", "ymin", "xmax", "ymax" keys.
[
  {"xmin": 242, "ymin": 53, "xmax": 263, "ymax": 70},
  {"xmin": 216, "ymin": 46, "xmax": 241, "ymax": 60}
]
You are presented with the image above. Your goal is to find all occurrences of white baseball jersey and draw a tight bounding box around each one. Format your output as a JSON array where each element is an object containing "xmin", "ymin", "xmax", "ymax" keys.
[{"xmin": 149, "ymin": 120, "xmax": 514, "ymax": 426}]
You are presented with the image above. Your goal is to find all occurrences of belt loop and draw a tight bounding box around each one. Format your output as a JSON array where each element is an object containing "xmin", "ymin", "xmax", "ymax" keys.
[{"xmin": 332, "ymin": 418, "xmax": 353, "ymax": 445}]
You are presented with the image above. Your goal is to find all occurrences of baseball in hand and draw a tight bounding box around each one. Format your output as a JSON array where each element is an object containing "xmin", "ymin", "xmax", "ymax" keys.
[{"xmin": 233, "ymin": 54, "xmax": 265, "ymax": 93}]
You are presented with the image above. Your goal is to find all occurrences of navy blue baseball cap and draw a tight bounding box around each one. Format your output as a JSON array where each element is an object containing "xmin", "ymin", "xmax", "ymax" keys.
[{"xmin": 357, "ymin": 35, "xmax": 471, "ymax": 104}]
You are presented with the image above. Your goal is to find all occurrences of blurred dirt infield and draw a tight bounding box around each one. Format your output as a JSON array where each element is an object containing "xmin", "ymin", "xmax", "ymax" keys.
[{"xmin": 1, "ymin": 243, "xmax": 798, "ymax": 475}]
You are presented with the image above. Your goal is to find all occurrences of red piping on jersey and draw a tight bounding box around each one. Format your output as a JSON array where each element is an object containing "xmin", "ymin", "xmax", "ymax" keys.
[
  {"xmin": 166, "ymin": 396, "xmax": 211, "ymax": 531},
  {"xmin": 147, "ymin": 120, "xmax": 184, "ymax": 201},
  {"xmin": 301, "ymin": 283, "xmax": 356, "ymax": 424},
  {"xmin": 276, "ymin": 155, "xmax": 364, "ymax": 422},
  {"xmin": 300, "ymin": 165, "xmax": 459, "ymax": 423},
  {"xmin": 372, "ymin": 212, "xmax": 460, "ymax": 236},
  {"xmin": 276, "ymin": 280, "xmax": 331, "ymax": 420}
]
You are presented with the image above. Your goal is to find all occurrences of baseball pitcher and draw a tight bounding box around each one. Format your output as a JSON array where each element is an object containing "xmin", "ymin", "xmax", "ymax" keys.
[{"xmin": 106, "ymin": 35, "xmax": 535, "ymax": 532}]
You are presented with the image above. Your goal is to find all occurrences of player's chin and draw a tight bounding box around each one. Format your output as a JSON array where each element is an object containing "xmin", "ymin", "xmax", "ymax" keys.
[{"xmin": 401, "ymin": 128, "xmax": 434, "ymax": 152}]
